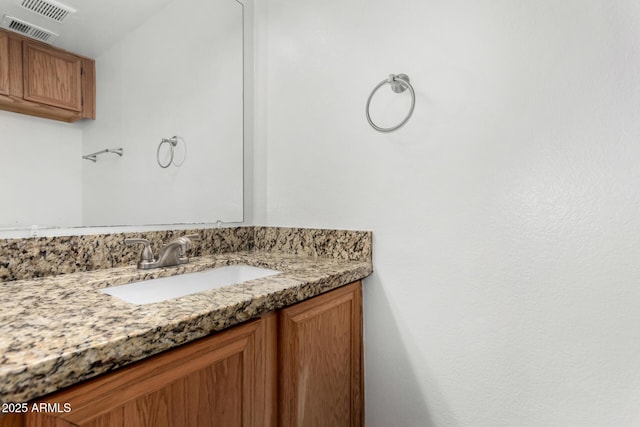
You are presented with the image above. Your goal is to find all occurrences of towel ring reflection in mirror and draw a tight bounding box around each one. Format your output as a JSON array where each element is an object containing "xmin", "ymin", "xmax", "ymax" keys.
[
  {"xmin": 366, "ymin": 74, "xmax": 416, "ymax": 133},
  {"xmin": 157, "ymin": 136, "xmax": 187, "ymax": 168}
]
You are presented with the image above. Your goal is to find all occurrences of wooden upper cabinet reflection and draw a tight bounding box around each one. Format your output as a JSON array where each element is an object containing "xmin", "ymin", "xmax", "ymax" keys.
[
  {"xmin": 0, "ymin": 31, "xmax": 9, "ymax": 96},
  {"xmin": 0, "ymin": 28, "xmax": 95, "ymax": 123},
  {"xmin": 23, "ymin": 42, "xmax": 82, "ymax": 112}
]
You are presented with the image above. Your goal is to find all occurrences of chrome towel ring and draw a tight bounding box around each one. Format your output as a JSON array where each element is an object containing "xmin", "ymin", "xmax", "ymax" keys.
[
  {"xmin": 366, "ymin": 74, "xmax": 415, "ymax": 133},
  {"xmin": 157, "ymin": 135, "xmax": 187, "ymax": 168}
]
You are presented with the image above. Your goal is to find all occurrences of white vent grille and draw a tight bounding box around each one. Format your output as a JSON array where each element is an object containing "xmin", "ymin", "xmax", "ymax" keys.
[
  {"xmin": 20, "ymin": 0, "xmax": 76, "ymax": 22},
  {"xmin": 1, "ymin": 15, "xmax": 58, "ymax": 42}
]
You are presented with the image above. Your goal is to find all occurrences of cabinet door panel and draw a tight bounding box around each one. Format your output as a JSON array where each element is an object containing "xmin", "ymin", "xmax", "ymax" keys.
[
  {"xmin": 0, "ymin": 32, "xmax": 8, "ymax": 96},
  {"xmin": 22, "ymin": 42, "xmax": 82, "ymax": 112},
  {"xmin": 125, "ymin": 353, "xmax": 244, "ymax": 427},
  {"xmin": 84, "ymin": 411, "xmax": 124, "ymax": 427},
  {"xmin": 0, "ymin": 413, "xmax": 24, "ymax": 427},
  {"xmin": 25, "ymin": 319, "xmax": 266, "ymax": 427},
  {"xmin": 279, "ymin": 281, "xmax": 363, "ymax": 427}
]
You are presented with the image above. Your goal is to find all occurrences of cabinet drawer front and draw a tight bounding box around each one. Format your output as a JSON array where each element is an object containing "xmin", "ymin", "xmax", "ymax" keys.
[{"xmin": 22, "ymin": 42, "xmax": 82, "ymax": 112}]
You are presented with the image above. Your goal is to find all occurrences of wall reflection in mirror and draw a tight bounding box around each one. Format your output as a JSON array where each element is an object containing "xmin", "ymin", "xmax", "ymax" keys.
[{"xmin": 0, "ymin": 0, "xmax": 244, "ymax": 230}]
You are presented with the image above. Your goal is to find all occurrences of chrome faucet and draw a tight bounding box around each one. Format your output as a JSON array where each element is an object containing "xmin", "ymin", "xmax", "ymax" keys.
[{"xmin": 124, "ymin": 234, "xmax": 200, "ymax": 270}]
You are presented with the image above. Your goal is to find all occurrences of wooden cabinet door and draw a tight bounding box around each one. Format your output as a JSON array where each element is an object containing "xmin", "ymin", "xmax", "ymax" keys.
[
  {"xmin": 0, "ymin": 31, "xmax": 9, "ymax": 96},
  {"xmin": 22, "ymin": 41, "xmax": 82, "ymax": 112},
  {"xmin": 0, "ymin": 414, "xmax": 23, "ymax": 427},
  {"xmin": 279, "ymin": 281, "xmax": 364, "ymax": 427},
  {"xmin": 25, "ymin": 317, "xmax": 271, "ymax": 427},
  {"xmin": 0, "ymin": 31, "xmax": 23, "ymax": 98}
]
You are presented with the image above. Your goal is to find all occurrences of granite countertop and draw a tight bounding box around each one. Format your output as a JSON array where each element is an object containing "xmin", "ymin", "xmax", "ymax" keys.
[{"xmin": 0, "ymin": 250, "xmax": 372, "ymax": 403}]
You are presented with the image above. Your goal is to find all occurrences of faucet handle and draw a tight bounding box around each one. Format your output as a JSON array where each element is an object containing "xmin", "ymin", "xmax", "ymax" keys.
[
  {"xmin": 124, "ymin": 238, "xmax": 156, "ymax": 267},
  {"xmin": 175, "ymin": 234, "xmax": 200, "ymax": 261}
]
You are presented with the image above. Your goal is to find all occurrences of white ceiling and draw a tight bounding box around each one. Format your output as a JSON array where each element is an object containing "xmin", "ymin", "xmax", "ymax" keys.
[{"xmin": 0, "ymin": 0, "xmax": 175, "ymax": 58}]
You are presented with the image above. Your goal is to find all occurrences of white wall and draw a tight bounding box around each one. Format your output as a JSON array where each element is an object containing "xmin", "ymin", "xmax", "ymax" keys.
[
  {"xmin": 253, "ymin": 1, "xmax": 640, "ymax": 426},
  {"xmin": 243, "ymin": 0, "xmax": 255, "ymax": 225},
  {"xmin": 0, "ymin": 111, "xmax": 82, "ymax": 228},
  {"xmin": 81, "ymin": 0, "xmax": 244, "ymax": 226}
]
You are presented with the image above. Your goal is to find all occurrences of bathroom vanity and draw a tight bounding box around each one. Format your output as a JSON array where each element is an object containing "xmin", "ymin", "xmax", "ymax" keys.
[
  {"xmin": 14, "ymin": 281, "xmax": 362, "ymax": 427},
  {"xmin": 0, "ymin": 227, "xmax": 372, "ymax": 427}
]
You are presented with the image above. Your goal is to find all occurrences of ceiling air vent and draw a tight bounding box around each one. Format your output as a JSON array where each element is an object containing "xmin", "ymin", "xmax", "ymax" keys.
[
  {"xmin": 20, "ymin": 0, "xmax": 76, "ymax": 23},
  {"xmin": 1, "ymin": 15, "xmax": 58, "ymax": 42}
]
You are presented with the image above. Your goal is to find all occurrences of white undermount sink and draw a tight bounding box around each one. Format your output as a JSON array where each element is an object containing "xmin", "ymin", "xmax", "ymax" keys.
[{"xmin": 100, "ymin": 264, "xmax": 281, "ymax": 305}]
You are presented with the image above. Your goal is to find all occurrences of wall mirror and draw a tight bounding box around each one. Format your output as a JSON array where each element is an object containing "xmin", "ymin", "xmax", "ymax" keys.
[{"xmin": 0, "ymin": 0, "xmax": 244, "ymax": 234}]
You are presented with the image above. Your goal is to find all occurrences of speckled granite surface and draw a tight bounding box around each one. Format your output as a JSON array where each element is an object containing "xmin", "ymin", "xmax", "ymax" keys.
[
  {"xmin": 0, "ymin": 226, "xmax": 372, "ymax": 282},
  {"xmin": 0, "ymin": 227, "xmax": 373, "ymax": 403},
  {"xmin": 254, "ymin": 226, "xmax": 372, "ymax": 261},
  {"xmin": 0, "ymin": 227, "xmax": 254, "ymax": 282}
]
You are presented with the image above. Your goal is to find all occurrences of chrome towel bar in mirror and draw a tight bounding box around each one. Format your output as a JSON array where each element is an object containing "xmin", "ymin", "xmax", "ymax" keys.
[
  {"xmin": 366, "ymin": 74, "xmax": 415, "ymax": 133},
  {"xmin": 82, "ymin": 148, "xmax": 124, "ymax": 162}
]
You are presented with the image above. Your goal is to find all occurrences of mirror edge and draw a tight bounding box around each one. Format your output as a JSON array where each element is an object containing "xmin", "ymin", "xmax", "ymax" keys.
[{"xmin": 0, "ymin": 0, "xmax": 250, "ymax": 239}]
